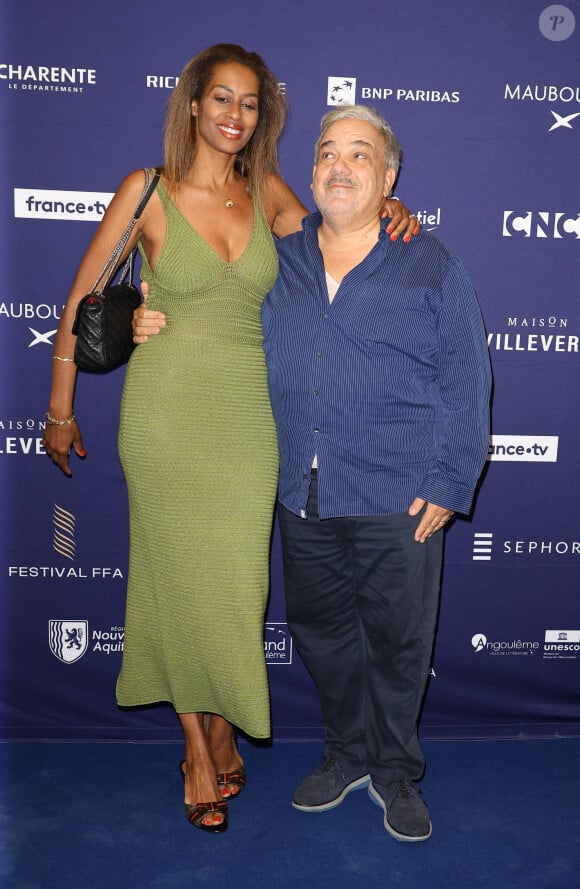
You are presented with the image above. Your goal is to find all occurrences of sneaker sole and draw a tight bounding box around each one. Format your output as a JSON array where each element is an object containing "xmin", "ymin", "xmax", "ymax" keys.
[
  {"xmin": 368, "ymin": 783, "xmax": 432, "ymax": 842},
  {"xmin": 292, "ymin": 774, "xmax": 371, "ymax": 812}
]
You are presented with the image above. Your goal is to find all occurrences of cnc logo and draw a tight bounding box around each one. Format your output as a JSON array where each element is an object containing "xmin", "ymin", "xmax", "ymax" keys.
[
  {"xmin": 473, "ymin": 533, "xmax": 493, "ymax": 561},
  {"xmin": 264, "ymin": 623, "xmax": 292, "ymax": 665},
  {"xmin": 14, "ymin": 189, "xmax": 113, "ymax": 222},
  {"xmin": 538, "ymin": 5, "xmax": 576, "ymax": 41},
  {"xmin": 49, "ymin": 620, "xmax": 88, "ymax": 664},
  {"xmin": 487, "ymin": 435, "xmax": 559, "ymax": 462},
  {"xmin": 502, "ymin": 211, "xmax": 580, "ymax": 239},
  {"xmin": 327, "ymin": 77, "xmax": 357, "ymax": 105}
]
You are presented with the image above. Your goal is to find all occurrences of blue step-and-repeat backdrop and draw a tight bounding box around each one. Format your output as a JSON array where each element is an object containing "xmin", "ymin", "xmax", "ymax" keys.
[{"xmin": 1, "ymin": 1, "xmax": 579, "ymax": 741}]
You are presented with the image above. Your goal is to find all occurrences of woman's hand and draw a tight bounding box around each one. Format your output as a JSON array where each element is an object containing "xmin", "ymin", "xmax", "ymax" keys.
[
  {"xmin": 42, "ymin": 419, "xmax": 85, "ymax": 477},
  {"xmin": 133, "ymin": 280, "xmax": 166, "ymax": 343},
  {"xmin": 382, "ymin": 198, "xmax": 420, "ymax": 242}
]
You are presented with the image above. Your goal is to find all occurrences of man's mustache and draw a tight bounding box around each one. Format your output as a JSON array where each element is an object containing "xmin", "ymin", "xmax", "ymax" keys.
[{"xmin": 325, "ymin": 175, "xmax": 358, "ymax": 188}]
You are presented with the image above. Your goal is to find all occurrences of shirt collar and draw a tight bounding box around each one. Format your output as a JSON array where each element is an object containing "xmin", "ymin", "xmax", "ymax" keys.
[{"xmin": 302, "ymin": 210, "xmax": 391, "ymax": 245}]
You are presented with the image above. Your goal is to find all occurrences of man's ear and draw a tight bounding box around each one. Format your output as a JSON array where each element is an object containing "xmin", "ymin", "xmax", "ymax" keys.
[{"xmin": 383, "ymin": 167, "xmax": 396, "ymax": 197}]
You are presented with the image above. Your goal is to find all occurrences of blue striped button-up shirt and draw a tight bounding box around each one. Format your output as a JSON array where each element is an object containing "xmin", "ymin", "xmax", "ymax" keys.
[{"xmin": 262, "ymin": 212, "xmax": 491, "ymax": 520}]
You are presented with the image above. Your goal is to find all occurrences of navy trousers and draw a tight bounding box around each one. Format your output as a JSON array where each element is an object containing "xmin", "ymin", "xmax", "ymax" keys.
[{"xmin": 277, "ymin": 473, "xmax": 443, "ymax": 785}]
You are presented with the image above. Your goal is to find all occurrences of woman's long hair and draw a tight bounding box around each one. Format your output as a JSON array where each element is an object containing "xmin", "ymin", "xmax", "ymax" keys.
[{"xmin": 163, "ymin": 44, "xmax": 287, "ymax": 202}]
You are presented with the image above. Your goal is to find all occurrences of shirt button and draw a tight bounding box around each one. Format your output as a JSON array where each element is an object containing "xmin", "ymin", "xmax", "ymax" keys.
[
  {"xmin": 313, "ymin": 389, "xmax": 319, "ymax": 395},
  {"xmin": 314, "ymin": 427, "xmax": 320, "ymax": 432}
]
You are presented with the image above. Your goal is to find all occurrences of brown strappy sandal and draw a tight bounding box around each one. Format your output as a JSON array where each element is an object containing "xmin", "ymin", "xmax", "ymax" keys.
[
  {"xmin": 218, "ymin": 765, "xmax": 247, "ymax": 800},
  {"xmin": 180, "ymin": 760, "xmax": 229, "ymax": 833}
]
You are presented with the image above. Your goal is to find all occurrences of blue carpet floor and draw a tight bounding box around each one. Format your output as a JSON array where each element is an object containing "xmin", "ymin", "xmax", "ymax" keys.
[{"xmin": 1, "ymin": 738, "xmax": 578, "ymax": 888}]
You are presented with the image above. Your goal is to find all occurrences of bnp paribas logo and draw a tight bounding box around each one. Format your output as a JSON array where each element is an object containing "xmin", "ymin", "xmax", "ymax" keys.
[{"xmin": 327, "ymin": 77, "xmax": 356, "ymax": 106}]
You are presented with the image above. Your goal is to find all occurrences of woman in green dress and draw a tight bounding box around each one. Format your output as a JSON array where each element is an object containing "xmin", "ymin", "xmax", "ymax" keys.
[{"xmin": 43, "ymin": 44, "xmax": 417, "ymax": 834}]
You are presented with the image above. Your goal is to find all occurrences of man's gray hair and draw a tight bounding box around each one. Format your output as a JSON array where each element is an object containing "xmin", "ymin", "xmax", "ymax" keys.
[{"xmin": 315, "ymin": 105, "xmax": 402, "ymax": 177}]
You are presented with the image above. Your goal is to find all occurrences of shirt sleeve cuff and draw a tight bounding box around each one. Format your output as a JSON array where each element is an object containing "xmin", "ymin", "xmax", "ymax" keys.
[{"xmin": 416, "ymin": 476, "xmax": 477, "ymax": 515}]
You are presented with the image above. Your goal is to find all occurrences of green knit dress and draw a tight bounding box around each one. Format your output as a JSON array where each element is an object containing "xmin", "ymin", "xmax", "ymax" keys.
[{"xmin": 116, "ymin": 179, "xmax": 279, "ymax": 738}]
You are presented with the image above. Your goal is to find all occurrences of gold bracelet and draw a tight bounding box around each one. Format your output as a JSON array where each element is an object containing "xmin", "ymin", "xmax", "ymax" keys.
[
  {"xmin": 44, "ymin": 411, "xmax": 76, "ymax": 426},
  {"xmin": 52, "ymin": 356, "xmax": 75, "ymax": 363}
]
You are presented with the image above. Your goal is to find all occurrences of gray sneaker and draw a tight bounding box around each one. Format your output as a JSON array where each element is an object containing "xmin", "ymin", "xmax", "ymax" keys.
[
  {"xmin": 292, "ymin": 755, "xmax": 370, "ymax": 812},
  {"xmin": 369, "ymin": 779, "xmax": 432, "ymax": 842}
]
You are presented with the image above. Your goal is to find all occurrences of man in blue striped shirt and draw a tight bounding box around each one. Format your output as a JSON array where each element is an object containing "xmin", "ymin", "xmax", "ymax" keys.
[{"xmin": 262, "ymin": 106, "xmax": 491, "ymax": 842}]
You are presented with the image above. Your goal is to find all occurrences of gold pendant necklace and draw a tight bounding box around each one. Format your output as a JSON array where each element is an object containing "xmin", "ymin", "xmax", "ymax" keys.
[{"xmin": 213, "ymin": 179, "xmax": 234, "ymax": 208}]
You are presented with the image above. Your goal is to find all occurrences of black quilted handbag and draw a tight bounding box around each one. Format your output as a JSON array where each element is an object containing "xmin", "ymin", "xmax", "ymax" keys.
[{"xmin": 72, "ymin": 168, "xmax": 160, "ymax": 373}]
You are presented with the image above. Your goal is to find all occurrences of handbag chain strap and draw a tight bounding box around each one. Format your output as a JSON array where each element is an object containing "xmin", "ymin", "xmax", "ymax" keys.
[{"xmin": 90, "ymin": 167, "xmax": 160, "ymax": 294}]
